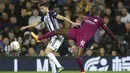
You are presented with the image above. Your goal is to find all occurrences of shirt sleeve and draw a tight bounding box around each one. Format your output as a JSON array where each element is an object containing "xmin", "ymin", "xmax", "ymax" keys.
[
  {"xmin": 49, "ymin": 11, "xmax": 58, "ymax": 18},
  {"xmin": 100, "ymin": 19, "xmax": 118, "ymax": 42}
]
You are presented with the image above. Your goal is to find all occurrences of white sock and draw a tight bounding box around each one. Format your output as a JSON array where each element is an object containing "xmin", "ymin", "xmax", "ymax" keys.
[
  {"xmin": 49, "ymin": 59, "xmax": 57, "ymax": 73},
  {"xmin": 47, "ymin": 53, "xmax": 62, "ymax": 68}
]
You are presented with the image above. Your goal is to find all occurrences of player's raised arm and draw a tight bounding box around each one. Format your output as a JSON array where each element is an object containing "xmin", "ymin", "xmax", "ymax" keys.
[
  {"xmin": 101, "ymin": 23, "xmax": 119, "ymax": 43},
  {"xmin": 56, "ymin": 14, "xmax": 80, "ymax": 26},
  {"xmin": 20, "ymin": 21, "xmax": 42, "ymax": 31}
]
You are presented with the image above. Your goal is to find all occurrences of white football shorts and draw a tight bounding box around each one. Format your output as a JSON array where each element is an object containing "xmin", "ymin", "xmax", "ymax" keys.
[{"xmin": 47, "ymin": 35, "xmax": 64, "ymax": 51}]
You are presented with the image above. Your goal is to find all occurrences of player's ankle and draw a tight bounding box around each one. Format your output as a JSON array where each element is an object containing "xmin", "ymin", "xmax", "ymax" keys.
[{"xmin": 58, "ymin": 67, "xmax": 64, "ymax": 73}]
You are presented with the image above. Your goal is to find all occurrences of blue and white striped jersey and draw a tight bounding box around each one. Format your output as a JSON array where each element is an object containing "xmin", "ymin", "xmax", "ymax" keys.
[{"xmin": 42, "ymin": 11, "xmax": 60, "ymax": 31}]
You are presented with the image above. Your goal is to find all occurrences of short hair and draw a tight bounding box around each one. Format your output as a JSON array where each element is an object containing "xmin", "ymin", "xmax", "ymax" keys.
[
  {"xmin": 8, "ymin": 30, "xmax": 14, "ymax": 33},
  {"xmin": 90, "ymin": 5, "xmax": 100, "ymax": 15},
  {"xmin": 99, "ymin": 2, "xmax": 105, "ymax": 6},
  {"xmin": 40, "ymin": 2, "xmax": 49, "ymax": 7},
  {"xmin": 116, "ymin": 14, "xmax": 122, "ymax": 17},
  {"xmin": 10, "ymin": 15, "xmax": 16, "ymax": 18},
  {"xmin": 122, "ymin": 7, "xmax": 127, "ymax": 10}
]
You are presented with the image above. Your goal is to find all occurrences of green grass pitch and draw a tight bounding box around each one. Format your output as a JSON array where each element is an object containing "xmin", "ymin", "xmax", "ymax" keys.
[{"xmin": 0, "ymin": 71, "xmax": 130, "ymax": 73}]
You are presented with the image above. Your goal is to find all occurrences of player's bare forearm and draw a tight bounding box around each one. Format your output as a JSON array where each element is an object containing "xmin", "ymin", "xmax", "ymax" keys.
[
  {"xmin": 21, "ymin": 21, "xmax": 42, "ymax": 31},
  {"xmin": 101, "ymin": 24, "xmax": 118, "ymax": 42},
  {"xmin": 26, "ymin": 21, "xmax": 41, "ymax": 28},
  {"xmin": 56, "ymin": 14, "xmax": 80, "ymax": 27},
  {"xmin": 56, "ymin": 14, "xmax": 75, "ymax": 24}
]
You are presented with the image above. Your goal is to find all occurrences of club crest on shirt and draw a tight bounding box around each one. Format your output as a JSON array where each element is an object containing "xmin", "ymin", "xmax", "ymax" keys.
[{"xmin": 94, "ymin": 19, "xmax": 98, "ymax": 22}]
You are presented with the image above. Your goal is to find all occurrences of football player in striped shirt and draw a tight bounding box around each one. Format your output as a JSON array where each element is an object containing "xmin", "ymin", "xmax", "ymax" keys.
[{"xmin": 21, "ymin": 2, "xmax": 79, "ymax": 73}]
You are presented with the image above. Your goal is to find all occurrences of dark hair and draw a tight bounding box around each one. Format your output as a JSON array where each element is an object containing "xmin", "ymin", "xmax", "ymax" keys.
[
  {"xmin": 28, "ymin": 45, "xmax": 35, "ymax": 50},
  {"xmin": 116, "ymin": 14, "xmax": 122, "ymax": 17},
  {"xmin": 99, "ymin": 2, "xmax": 105, "ymax": 6},
  {"xmin": 40, "ymin": 2, "xmax": 49, "ymax": 7},
  {"xmin": 10, "ymin": 15, "xmax": 16, "ymax": 18},
  {"xmin": 90, "ymin": 5, "xmax": 100, "ymax": 15},
  {"xmin": 21, "ymin": 7, "xmax": 26, "ymax": 10},
  {"xmin": 121, "ymin": 7, "xmax": 127, "ymax": 11},
  {"xmin": 9, "ymin": 30, "xmax": 14, "ymax": 33}
]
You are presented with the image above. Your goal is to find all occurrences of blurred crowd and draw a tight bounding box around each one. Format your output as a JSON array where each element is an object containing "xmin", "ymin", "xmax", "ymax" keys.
[{"xmin": 0, "ymin": 0, "xmax": 130, "ymax": 56}]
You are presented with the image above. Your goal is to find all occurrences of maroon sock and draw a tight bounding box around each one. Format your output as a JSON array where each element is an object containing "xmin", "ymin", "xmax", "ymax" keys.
[
  {"xmin": 38, "ymin": 31, "xmax": 56, "ymax": 40},
  {"xmin": 76, "ymin": 58, "xmax": 84, "ymax": 72}
]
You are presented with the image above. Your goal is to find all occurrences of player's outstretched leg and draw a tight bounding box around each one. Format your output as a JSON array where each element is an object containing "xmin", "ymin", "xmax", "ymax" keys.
[
  {"xmin": 38, "ymin": 31, "xmax": 56, "ymax": 40},
  {"xmin": 31, "ymin": 32, "xmax": 41, "ymax": 42},
  {"xmin": 76, "ymin": 47, "xmax": 85, "ymax": 73},
  {"xmin": 38, "ymin": 28, "xmax": 69, "ymax": 40}
]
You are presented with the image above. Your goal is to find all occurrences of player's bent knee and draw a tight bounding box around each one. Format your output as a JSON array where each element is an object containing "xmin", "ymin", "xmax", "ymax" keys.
[
  {"xmin": 45, "ymin": 48, "xmax": 53, "ymax": 55},
  {"xmin": 75, "ymin": 54, "xmax": 80, "ymax": 59},
  {"xmin": 76, "ymin": 56, "xmax": 80, "ymax": 59},
  {"xmin": 75, "ymin": 53, "xmax": 82, "ymax": 59}
]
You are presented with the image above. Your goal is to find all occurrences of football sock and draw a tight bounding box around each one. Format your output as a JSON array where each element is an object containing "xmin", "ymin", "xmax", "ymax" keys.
[
  {"xmin": 47, "ymin": 53, "xmax": 62, "ymax": 68},
  {"xmin": 49, "ymin": 59, "xmax": 57, "ymax": 73},
  {"xmin": 38, "ymin": 31, "xmax": 56, "ymax": 40},
  {"xmin": 76, "ymin": 58, "xmax": 84, "ymax": 72}
]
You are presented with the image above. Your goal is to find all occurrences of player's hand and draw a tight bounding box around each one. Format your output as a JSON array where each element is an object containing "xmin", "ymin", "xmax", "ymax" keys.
[
  {"xmin": 117, "ymin": 41, "xmax": 124, "ymax": 48},
  {"xmin": 72, "ymin": 22, "xmax": 81, "ymax": 27},
  {"xmin": 117, "ymin": 42, "xmax": 121, "ymax": 48},
  {"xmin": 20, "ymin": 26, "xmax": 27, "ymax": 31}
]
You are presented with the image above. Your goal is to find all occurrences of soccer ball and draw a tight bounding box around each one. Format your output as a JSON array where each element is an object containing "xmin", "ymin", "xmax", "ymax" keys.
[{"xmin": 10, "ymin": 41, "xmax": 20, "ymax": 51}]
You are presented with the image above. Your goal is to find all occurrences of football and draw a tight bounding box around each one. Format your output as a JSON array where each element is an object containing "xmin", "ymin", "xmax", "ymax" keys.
[{"xmin": 10, "ymin": 41, "xmax": 20, "ymax": 51}]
